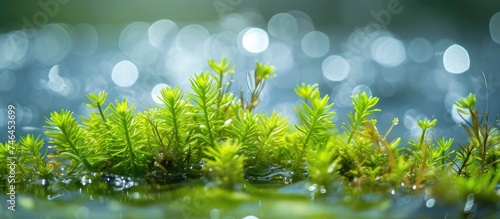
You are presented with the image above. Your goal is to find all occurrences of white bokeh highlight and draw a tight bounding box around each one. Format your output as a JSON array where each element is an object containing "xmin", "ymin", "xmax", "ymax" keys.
[
  {"xmin": 443, "ymin": 44, "xmax": 470, "ymax": 74},
  {"xmin": 34, "ymin": 24, "xmax": 72, "ymax": 65},
  {"xmin": 489, "ymin": 12, "xmax": 500, "ymax": 44},
  {"xmin": 148, "ymin": 19, "xmax": 178, "ymax": 49},
  {"xmin": 241, "ymin": 28, "xmax": 269, "ymax": 53},
  {"xmin": 112, "ymin": 60, "xmax": 139, "ymax": 87},
  {"xmin": 151, "ymin": 83, "xmax": 169, "ymax": 104},
  {"xmin": 3, "ymin": 31, "xmax": 29, "ymax": 63},
  {"xmin": 301, "ymin": 31, "xmax": 330, "ymax": 58},
  {"xmin": 451, "ymin": 104, "xmax": 470, "ymax": 124},
  {"xmin": 371, "ymin": 36, "xmax": 406, "ymax": 67},
  {"xmin": 322, "ymin": 55, "xmax": 350, "ymax": 81},
  {"xmin": 268, "ymin": 13, "xmax": 298, "ymax": 40}
]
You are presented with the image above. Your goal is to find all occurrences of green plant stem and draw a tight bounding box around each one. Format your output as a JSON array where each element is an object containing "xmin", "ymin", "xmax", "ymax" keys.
[
  {"xmin": 60, "ymin": 127, "xmax": 94, "ymax": 172},
  {"xmin": 416, "ymin": 129, "xmax": 428, "ymax": 188},
  {"xmin": 168, "ymin": 100, "xmax": 181, "ymax": 151},
  {"xmin": 215, "ymin": 72, "xmax": 224, "ymax": 118},
  {"xmin": 97, "ymin": 103, "xmax": 107, "ymax": 122},
  {"xmin": 120, "ymin": 113, "xmax": 138, "ymax": 175},
  {"xmin": 294, "ymin": 116, "xmax": 318, "ymax": 171},
  {"xmin": 202, "ymin": 101, "xmax": 215, "ymax": 146}
]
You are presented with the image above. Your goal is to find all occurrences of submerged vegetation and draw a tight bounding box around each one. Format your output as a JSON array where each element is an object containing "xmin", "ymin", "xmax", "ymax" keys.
[{"xmin": 1, "ymin": 57, "xmax": 500, "ymax": 217}]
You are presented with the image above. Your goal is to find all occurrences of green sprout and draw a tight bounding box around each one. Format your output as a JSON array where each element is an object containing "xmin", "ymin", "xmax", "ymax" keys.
[{"xmin": 203, "ymin": 140, "xmax": 246, "ymax": 190}]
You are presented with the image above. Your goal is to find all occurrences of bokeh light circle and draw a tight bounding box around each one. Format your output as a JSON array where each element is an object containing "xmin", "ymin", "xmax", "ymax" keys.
[
  {"xmin": 176, "ymin": 24, "xmax": 209, "ymax": 54},
  {"xmin": 371, "ymin": 36, "xmax": 406, "ymax": 67},
  {"xmin": 71, "ymin": 24, "xmax": 98, "ymax": 56},
  {"xmin": 332, "ymin": 83, "xmax": 354, "ymax": 108},
  {"xmin": 408, "ymin": 38, "xmax": 433, "ymax": 63},
  {"xmin": 443, "ymin": 44, "xmax": 470, "ymax": 74},
  {"xmin": 301, "ymin": 31, "xmax": 330, "ymax": 57},
  {"xmin": 322, "ymin": 55, "xmax": 350, "ymax": 81},
  {"xmin": 151, "ymin": 83, "xmax": 169, "ymax": 104},
  {"xmin": 352, "ymin": 85, "xmax": 372, "ymax": 97},
  {"xmin": 119, "ymin": 22, "xmax": 149, "ymax": 56},
  {"xmin": 148, "ymin": 19, "xmax": 178, "ymax": 49},
  {"xmin": 268, "ymin": 13, "xmax": 298, "ymax": 40},
  {"xmin": 489, "ymin": 12, "xmax": 500, "ymax": 44},
  {"xmin": 241, "ymin": 28, "xmax": 269, "ymax": 53},
  {"xmin": 263, "ymin": 42, "xmax": 294, "ymax": 72},
  {"xmin": 4, "ymin": 31, "xmax": 29, "ymax": 62},
  {"xmin": 451, "ymin": 104, "xmax": 470, "ymax": 124},
  {"xmin": 34, "ymin": 24, "xmax": 72, "ymax": 65},
  {"xmin": 112, "ymin": 60, "xmax": 139, "ymax": 87}
]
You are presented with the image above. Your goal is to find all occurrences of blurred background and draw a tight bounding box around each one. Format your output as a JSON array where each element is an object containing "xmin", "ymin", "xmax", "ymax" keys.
[{"xmin": 1, "ymin": 0, "xmax": 499, "ymax": 143}]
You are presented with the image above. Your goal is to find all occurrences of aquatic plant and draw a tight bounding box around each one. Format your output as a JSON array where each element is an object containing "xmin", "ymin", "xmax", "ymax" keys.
[{"xmin": 1, "ymin": 58, "xmax": 499, "ymax": 210}]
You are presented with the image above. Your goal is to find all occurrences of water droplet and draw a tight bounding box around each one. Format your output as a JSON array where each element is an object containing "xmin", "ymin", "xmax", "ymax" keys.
[
  {"xmin": 464, "ymin": 193, "xmax": 475, "ymax": 212},
  {"xmin": 102, "ymin": 174, "xmax": 139, "ymax": 191},
  {"xmin": 80, "ymin": 176, "xmax": 87, "ymax": 186},
  {"xmin": 320, "ymin": 185, "xmax": 327, "ymax": 194},
  {"xmin": 426, "ymin": 199, "xmax": 435, "ymax": 208},
  {"xmin": 132, "ymin": 192, "xmax": 140, "ymax": 199},
  {"xmin": 308, "ymin": 184, "xmax": 317, "ymax": 192}
]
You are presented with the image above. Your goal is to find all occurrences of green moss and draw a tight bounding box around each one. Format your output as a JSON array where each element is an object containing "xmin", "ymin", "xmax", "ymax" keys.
[{"xmin": 1, "ymin": 57, "xmax": 499, "ymax": 215}]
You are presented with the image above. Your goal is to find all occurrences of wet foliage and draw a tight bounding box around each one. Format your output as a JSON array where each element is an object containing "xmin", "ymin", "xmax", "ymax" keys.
[{"xmin": 1, "ymin": 58, "xmax": 500, "ymax": 218}]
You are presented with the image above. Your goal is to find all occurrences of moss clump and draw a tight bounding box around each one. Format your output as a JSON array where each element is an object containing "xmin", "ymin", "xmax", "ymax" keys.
[{"xmin": 1, "ymin": 58, "xmax": 499, "ymax": 206}]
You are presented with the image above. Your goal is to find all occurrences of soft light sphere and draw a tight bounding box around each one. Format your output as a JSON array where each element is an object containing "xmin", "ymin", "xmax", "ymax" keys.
[
  {"xmin": 322, "ymin": 55, "xmax": 350, "ymax": 81},
  {"xmin": 112, "ymin": 60, "xmax": 139, "ymax": 87},
  {"xmin": 443, "ymin": 44, "xmax": 470, "ymax": 74},
  {"xmin": 489, "ymin": 12, "xmax": 500, "ymax": 44},
  {"xmin": 151, "ymin": 83, "xmax": 169, "ymax": 104},
  {"xmin": 242, "ymin": 28, "xmax": 269, "ymax": 53}
]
